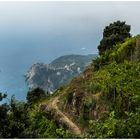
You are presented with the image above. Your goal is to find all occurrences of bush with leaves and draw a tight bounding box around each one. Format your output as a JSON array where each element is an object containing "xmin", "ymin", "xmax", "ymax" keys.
[
  {"xmin": 0, "ymin": 94, "xmax": 38, "ymax": 138},
  {"xmin": 86, "ymin": 61, "xmax": 140, "ymax": 138},
  {"xmin": 88, "ymin": 110, "xmax": 140, "ymax": 138},
  {"xmin": 98, "ymin": 21, "xmax": 131, "ymax": 55},
  {"xmin": 26, "ymin": 88, "xmax": 48, "ymax": 105},
  {"xmin": 29, "ymin": 110, "xmax": 74, "ymax": 138}
]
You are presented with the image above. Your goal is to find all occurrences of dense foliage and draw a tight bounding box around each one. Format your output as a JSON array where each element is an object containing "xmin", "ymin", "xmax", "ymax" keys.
[
  {"xmin": 26, "ymin": 88, "xmax": 48, "ymax": 105},
  {"xmin": 88, "ymin": 62, "xmax": 140, "ymax": 137},
  {"xmin": 58, "ymin": 33, "xmax": 140, "ymax": 138},
  {"xmin": 86, "ymin": 47, "xmax": 140, "ymax": 137},
  {"xmin": 0, "ymin": 92, "xmax": 72, "ymax": 138},
  {"xmin": 1, "ymin": 21, "xmax": 140, "ymax": 138},
  {"xmin": 93, "ymin": 35, "xmax": 139, "ymax": 70},
  {"xmin": 98, "ymin": 21, "xmax": 131, "ymax": 55}
]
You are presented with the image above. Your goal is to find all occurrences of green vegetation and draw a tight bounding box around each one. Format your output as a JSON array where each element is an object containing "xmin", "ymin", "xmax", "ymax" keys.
[
  {"xmin": 26, "ymin": 88, "xmax": 48, "ymax": 105},
  {"xmin": 98, "ymin": 20, "xmax": 131, "ymax": 55},
  {"xmin": 1, "ymin": 21, "xmax": 140, "ymax": 138},
  {"xmin": 93, "ymin": 35, "xmax": 139, "ymax": 70},
  {"xmin": 86, "ymin": 62, "xmax": 140, "ymax": 138},
  {"xmin": 0, "ymin": 92, "xmax": 73, "ymax": 138},
  {"xmin": 58, "ymin": 22, "xmax": 140, "ymax": 138}
]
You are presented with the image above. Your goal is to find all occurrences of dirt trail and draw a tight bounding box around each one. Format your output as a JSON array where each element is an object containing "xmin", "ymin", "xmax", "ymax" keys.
[{"xmin": 47, "ymin": 96, "xmax": 82, "ymax": 136}]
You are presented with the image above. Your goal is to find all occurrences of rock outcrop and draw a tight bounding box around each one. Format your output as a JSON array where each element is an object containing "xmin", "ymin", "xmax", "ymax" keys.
[{"xmin": 25, "ymin": 54, "xmax": 97, "ymax": 93}]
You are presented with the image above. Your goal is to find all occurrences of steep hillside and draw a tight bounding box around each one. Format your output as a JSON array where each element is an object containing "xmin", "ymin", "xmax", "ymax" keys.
[
  {"xmin": 25, "ymin": 54, "xmax": 97, "ymax": 93},
  {"xmin": 50, "ymin": 54, "xmax": 95, "ymax": 68},
  {"xmin": 1, "ymin": 21, "xmax": 140, "ymax": 138},
  {"xmin": 40, "ymin": 36, "xmax": 140, "ymax": 138}
]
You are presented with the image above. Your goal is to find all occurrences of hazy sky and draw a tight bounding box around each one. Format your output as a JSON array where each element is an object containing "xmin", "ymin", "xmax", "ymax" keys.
[
  {"xmin": 0, "ymin": 1, "xmax": 140, "ymax": 67},
  {"xmin": 1, "ymin": 1, "xmax": 140, "ymax": 100},
  {"xmin": 0, "ymin": 1, "xmax": 140, "ymax": 60}
]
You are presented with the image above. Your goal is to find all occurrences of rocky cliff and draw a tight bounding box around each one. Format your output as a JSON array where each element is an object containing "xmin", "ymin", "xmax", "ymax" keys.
[{"xmin": 25, "ymin": 54, "xmax": 97, "ymax": 93}]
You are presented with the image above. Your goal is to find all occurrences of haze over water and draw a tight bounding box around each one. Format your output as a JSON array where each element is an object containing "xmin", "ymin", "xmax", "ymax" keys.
[{"xmin": 0, "ymin": 1, "xmax": 140, "ymax": 101}]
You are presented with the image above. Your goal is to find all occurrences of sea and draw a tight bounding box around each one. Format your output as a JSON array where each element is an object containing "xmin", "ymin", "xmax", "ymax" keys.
[{"xmin": 0, "ymin": 34, "xmax": 98, "ymax": 103}]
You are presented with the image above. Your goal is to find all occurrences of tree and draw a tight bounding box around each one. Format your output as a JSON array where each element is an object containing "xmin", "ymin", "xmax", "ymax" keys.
[
  {"xmin": 98, "ymin": 21, "xmax": 131, "ymax": 55},
  {"xmin": 0, "ymin": 92, "xmax": 7, "ymax": 101},
  {"xmin": 26, "ymin": 88, "xmax": 48, "ymax": 105},
  {"xmin": 8, "ymin": 96, "xmax": 35, "ymax": 138}
]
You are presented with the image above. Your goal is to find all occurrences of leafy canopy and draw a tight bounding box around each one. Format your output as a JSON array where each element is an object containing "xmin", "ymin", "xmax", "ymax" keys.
[
  {"xmin": 98, "ymin": 21, "xmax": 131, "ymax": 55},
  {"xmin": 26, "ymin": 88, "xmax": 48, "ymax": 105}
]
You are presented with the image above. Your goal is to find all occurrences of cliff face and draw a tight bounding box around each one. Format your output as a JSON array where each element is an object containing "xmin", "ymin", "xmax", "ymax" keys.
[{"xmin": 25, "ymin": 54, "xmax": 97, "ymax": 93}]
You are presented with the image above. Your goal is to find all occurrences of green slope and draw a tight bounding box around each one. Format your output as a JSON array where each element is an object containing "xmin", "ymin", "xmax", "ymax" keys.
[{"xmin": 39, "ymin": 35, "xmax": 140, "ymax": 138}]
